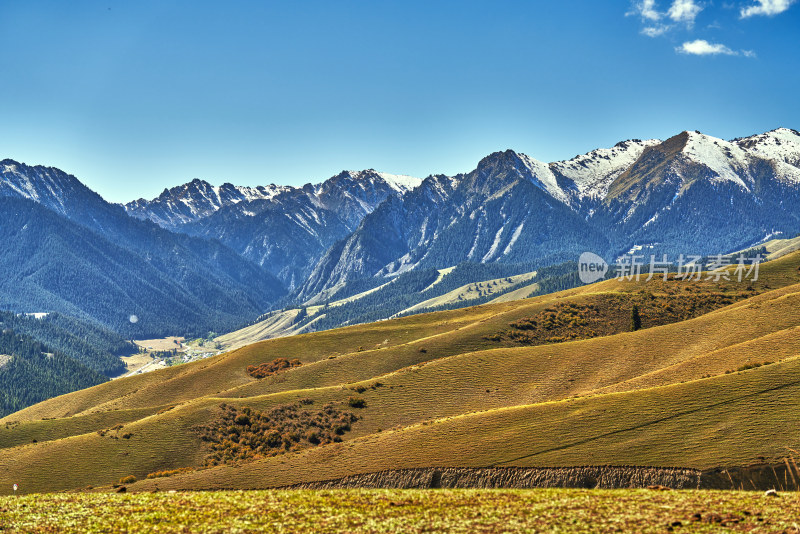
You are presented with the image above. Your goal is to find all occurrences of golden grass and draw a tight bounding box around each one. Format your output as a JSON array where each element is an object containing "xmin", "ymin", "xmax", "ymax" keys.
[
  {"xmin": 4, "ymin": 489, "xmax": 800, "ymax": 533},
  {"xmin": 0, "ymin": 251, "xmax": 798, "ymax": 494}
]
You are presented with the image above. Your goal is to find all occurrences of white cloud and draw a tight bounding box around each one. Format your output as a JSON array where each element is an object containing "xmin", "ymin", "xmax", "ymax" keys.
[
  {"xmin": 740, "ymin": 0, "xmax": 796, "ymax": 18},
  {"xmin": 676, "ymin": 39, "xmax": 737, "ymax": 55},
  {"xmin": 629, "ymin": 0, "xmax": 703, "ymax": 35},
  {"xmin": 668, "ymin": 0, "xmax": 703, "ymax": 25},
  {"xmin": 629, "ymin": 0, "xmax": 663, "ymax": 21},
  {"xmin": 641, "ymin": 24, "xmax": 671, "ymax": 36}
]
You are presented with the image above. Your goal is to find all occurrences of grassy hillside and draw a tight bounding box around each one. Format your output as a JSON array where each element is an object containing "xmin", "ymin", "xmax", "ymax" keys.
[
  {"xmin": 760, "ymin": 235, "xmax": 800, "ymax": 260},
  {"xmin": 1, "ymin": 251, "xmax": 799, "ymax": 494},
  {"xmin": 217, "ymin": 264, "xmax": 547, "ymax": 351}
]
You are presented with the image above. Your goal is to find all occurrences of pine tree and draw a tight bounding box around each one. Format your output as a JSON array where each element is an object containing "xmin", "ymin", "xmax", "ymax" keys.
[{"xmin": 631, "ymin": 305, "xmax": 642, "ymax": 331}]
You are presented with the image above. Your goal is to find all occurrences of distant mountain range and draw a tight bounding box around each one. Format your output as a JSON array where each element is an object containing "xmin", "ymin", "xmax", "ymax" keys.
[
  {"xmin": 2, "ymin": 127, "xmax": 800, "ymax": 338},
  {"xmin": 126, "ymin": 170, "xmax": 421, "ymax": 288},
  {"xmin": 300, "ymin": 128, "xmax": 800, "ymax": 299},
  {"xmin": 0, "ymin": 160, "xmax": 285, "ymax": 337}
]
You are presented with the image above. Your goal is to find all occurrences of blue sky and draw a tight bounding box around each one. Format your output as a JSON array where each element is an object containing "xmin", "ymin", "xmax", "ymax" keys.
[{"xmin": 1, "ymin": 0, "xmax": 798, "ymax": 202}]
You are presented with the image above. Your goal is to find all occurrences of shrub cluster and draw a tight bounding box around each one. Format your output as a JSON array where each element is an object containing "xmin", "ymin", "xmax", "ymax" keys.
[
  {"xmin": 494, "ymin": 289, "xmax": 747, "ymax": 346},
  {"xmin": 146, "ymin": 467, "xmax": 195, "ymax": 479},
  {"xmin": 194, "ymin": 401, "xmax": 359, "ymax": 466},
  {"xmin": 347, "ymin": 396, "xmax": 367, "ymax": 408},
  {"xmin": 732, "ymin": 361, "xmax": 774, "ymax": 373},
  {"xmin": 246, "ymin": 358, "xmax": 302, "ymax": 379}
]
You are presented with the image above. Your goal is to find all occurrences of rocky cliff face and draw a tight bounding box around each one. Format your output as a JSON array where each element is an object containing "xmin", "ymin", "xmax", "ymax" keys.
[
  {"xmin": 283, "ymin": 466, "xmax": 703, "ymax": 490},
  {"xmin": 282, "ymin": 463, "xmax": 798, "ymax": 491}
]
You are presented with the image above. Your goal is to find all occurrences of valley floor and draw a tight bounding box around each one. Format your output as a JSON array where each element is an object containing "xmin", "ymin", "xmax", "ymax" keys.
[{"xmin": 0, "ymin": 488, "xmax": 798, "ymax": 533}]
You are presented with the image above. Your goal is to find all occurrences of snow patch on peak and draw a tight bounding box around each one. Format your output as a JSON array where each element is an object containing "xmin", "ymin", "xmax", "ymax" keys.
[
  {"xmin": 551, "ymin": 139, "xmax": 661, "ymax": 199},
  {"xmin": 737, "ymin": 128, "xmax": 800, "ymax": 165},
  {"xmin": 516, "ymin": 153, "xmax": 567, "ymax": 202},
  {"xmin": 735, "ymin": 128, "xmax": 800, "ymax": 184},
  {"xmin": 238, "ymin": 184, "xmax": 289, "ymax": 201},
  {"xmin": 681, "ymin": 131, "xmax": 751, "ymax": 189},
  {"xmin": 376, "ymin": 172, "xmax": 423, "ymax": 193},
  {"xmin": 335, "ymin": 169, "xmax": 421, "ymax": 193}
]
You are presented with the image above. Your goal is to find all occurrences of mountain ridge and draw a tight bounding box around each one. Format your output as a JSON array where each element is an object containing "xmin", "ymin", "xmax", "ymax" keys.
[{"xmin": 3, "ymin": 126, "xmax": 799, "ymax": 328}]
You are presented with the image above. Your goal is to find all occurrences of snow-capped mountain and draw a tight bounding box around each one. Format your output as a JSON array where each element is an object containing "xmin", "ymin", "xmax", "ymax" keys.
[
  {"xmin": 735, "ymin": 127, "xmax": 800, "ymax": 183},
  {"xmin": 125, "ymin": 179, "xmax": 290, "ymax": 230},
  {"xmin": 127, "ymin": 169, "xmax": 421, "ymax": 288},
  {"xmin": 298, "ymin": 128, "xmax": 800, "ymax": 301},
  {"xmin": 297, "ymin": 150, "xmax": 610, "ymax": 300},
  {"xmin": 0, "ymin": 159, "xmax": 285, "ymax": 336},
  {"xmin": 3, "ymin": 127, "xmax": 799, "ymax": 333},
  {"xmin": 598, "ymin": 129, "xmax": 800, "ymax": 255},
  {"xmin": 126, "ymin": 170, "xmax": 420, "ymax": 231},
  {"xmin": 0, "ymin": 159, "xmax": 111, "ymax": 220},
  {"xmin": 551, "ymin": 139, "xmax": 662, "ymax": 203}
]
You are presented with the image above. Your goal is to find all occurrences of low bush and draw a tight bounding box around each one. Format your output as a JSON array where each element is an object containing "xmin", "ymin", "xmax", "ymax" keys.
[
  {"xmin": 246, "ymin": 358, "xmax": 302, "ymax": 379},
  {"xmin": 194, "ymin": 401, "xmax": 359, "ymax": 466},
  {"xmin": 146, "ymin": 467, "xmax": 195, "ymax": 479},
  {"xmin": 348, "ymin": 397, "xmax": 367, "ymax": 408}
]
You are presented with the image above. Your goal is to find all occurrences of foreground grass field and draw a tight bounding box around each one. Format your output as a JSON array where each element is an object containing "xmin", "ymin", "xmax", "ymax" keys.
[{"xmin": 1, "ymin": 489, "xmax": 799, "ymax": 533}]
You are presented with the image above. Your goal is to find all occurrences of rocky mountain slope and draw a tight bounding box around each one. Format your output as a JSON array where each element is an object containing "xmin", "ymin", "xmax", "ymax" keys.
[
  {"xmin": 300, "ymin": 129, "xmax": 800, "ymax": 299},
  {"xmin": 127, "ymin": 170, "xmax": 421, "ymax": 287},
  {"xmin": 0, "ymin": 161, "xmax": 285, "ymax": 337}
]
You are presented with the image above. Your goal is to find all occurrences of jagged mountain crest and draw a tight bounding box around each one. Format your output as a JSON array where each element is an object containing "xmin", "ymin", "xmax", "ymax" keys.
[
  {"xmin": 125, "ymin": 178, "xmax": 290, "ymax": 230},
  {"xmin": 297, "ymin": 128, "xmax": 800, "ymax": 301},
  {"xmin": 0, "ymin": 161, "xmax": 286, "ymax": 336},
  {"xmin": 296, "ymin": 150, "xmax": 611, "ymax": 300},
  {"xmin": 4, "ymin": 126, "xmax": 800, "ymax": 321},
  {"xmin": 126, "ymin": 168, "xmax": 421, "ymax": 231},
  {"xmin": 145, "ymin": 169, "xmax": 423, "ymax": 288},
  {"xmin": 550, "ymin": 139, "xmax": 662, "ymax": 202},
  {"xmin": 0, "ymin": 159, "xmax": 110, "ymax": 219}
]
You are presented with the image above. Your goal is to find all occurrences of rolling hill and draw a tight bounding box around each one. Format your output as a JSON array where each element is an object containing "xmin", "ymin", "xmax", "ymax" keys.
[{"xmin": 1, "ymin": 249, "xmax": 799, "ymax": 494}]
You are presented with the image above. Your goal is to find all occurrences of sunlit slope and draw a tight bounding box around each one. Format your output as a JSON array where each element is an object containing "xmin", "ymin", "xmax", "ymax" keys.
[
  {"xmin": 9, "ymin": 250, "xmax": 797, "ymax": 424},
  {"xmin": 132, "ymin": 356, "xmax": 800, "ymax": 492},
  {"xmin": 396, "ymin": 271, "xmax": 537, "ymax": 315},
  {"xmin": 2, "ymin": 309, "xmax": 496, "ymax": 421},
  {"xmin": 763, "ymin": 235, "xmax": 800, "ymax": 260},
  {"xmin": 0, "ymin": 252, "xmax": 798, "ymax": 494},
  {"xmin": 215, "ymin": 269, "xmax": 537, "ymax": 351}
]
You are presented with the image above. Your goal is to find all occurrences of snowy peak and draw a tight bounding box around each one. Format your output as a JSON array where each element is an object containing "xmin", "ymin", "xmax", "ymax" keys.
[
  {"xmin": 677, "ymin": 130, "xmax": 753, "ymax": 189},
  {"xmin": 125, "ymin": 178, "xmax": 289, "ymax": 228},
  {"xmin": 308, "ymin": 169, "xmax": 421, "ymax": 228},
  {"xmin": 735, "ymin": 128, "xmax": 800, "ymax": 183},
  {"xmin": 736, "ymin": 127, "xmax": 800, "ymax": 162},
  {"xmin": 517, "ymin": 152, "xmax": 567, "ymax": 202},
  {"xmin": 476, "ymin": 149, "xmax": 566, "ymax": 202},
  {"xmin": 128, "ymin": 167, "xmax": 421, "ymax": 231},
  {"xmin": 0, "ymin": 159, "xmax": 100, "ymax": 217},
  {"xmin": 315, "ymin": 169, "xmax": 421, "ymax": 195},
  {"xmin": 375, "ymin": 171, "xmax": 423, "ymax": 193},
  {"xmin": 551, "ymin": 139, "xmax": 661, "ymax": 200}
]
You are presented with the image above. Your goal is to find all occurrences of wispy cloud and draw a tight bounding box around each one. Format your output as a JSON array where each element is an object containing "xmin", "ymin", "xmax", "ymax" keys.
[
  {"xmin": 628, "ymin": 0, "xmax": 663, "ymax": 21},
  {"xmin": 740, "ymin": 0, "xmax": 796, "ymax": 18},
  {"xmin": 676, "ymin": 39, "xmax": 755, "ymax": 56},
  {"xmin": 642, "ymin": 24, "xmax": 671, "ymax": 36},
  {"xmin": 668, "ymin": 0, "xmax": 703, "ymax": 26},
  {"xmin": 629, "ymin": 0, "xmax": 704, "ymax": 36},
  {"xmin": 629, "ymin": 1, "xmax": 777, "ymax": 56}
]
